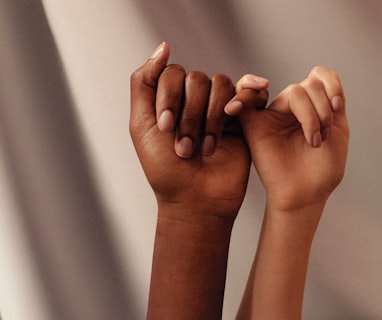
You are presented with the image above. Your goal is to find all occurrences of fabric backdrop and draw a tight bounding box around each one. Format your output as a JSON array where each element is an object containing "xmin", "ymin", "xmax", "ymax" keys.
[{"xmin": 1, "ymin": 1, "xmax": 381, "ymax": 319}]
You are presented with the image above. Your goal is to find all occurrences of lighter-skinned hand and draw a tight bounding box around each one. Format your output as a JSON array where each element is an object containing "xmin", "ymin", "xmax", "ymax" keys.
[{"xmin": 225, "ymin": 67, "xmax": 349, "ymax": 212}]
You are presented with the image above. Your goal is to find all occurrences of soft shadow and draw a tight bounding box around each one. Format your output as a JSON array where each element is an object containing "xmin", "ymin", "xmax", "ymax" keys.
[{"xmin": 0, "ymin": 0, "xmax": 138, "ymax": 319}]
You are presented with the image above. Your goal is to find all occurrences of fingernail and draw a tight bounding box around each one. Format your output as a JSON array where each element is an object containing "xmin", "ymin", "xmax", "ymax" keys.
[
  {"xmin": 201, "ymin": 135, "xmax": 216, "ymax": 155},
  {"xmin": 225, "ymin": 100, "xmax": 243, "ymax": 116},
  {"xmin": 243, "ymin": 75, "xmax": 269, "ymax": 87},
  {"xmin": 176, "ymin": 136, "xmax": 193, "ymax": 158},
  {"xmin": 150, "ymin": 42, "xmax": 165, "ymax": 59},
  {"xmin": 312, "ymin": 130, "xmax": 322, "ymax": 148},
  {"xmin": 331, "ymin": 96, "xmax": 343, "ymax": 112},
  {"xmin": 158, "ymin": 109, "xmax": 175, "ymax": 132},
  {"xmin": 321, "ymin": 127, "xmax": 331, "ymax": 141}
]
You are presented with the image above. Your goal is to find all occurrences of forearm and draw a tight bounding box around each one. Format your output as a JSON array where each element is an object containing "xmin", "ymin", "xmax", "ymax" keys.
[
  {"xmin": 237, "ymin": 201, "xmax": 326, "ymax": 320},
  {"xmin": 147, "ymin": 202, "xmax": 235, "ymax": 320}
]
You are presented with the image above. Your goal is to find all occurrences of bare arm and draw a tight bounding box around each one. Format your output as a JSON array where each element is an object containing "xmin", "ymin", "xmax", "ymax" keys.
[
  {"xmin": 130, "ymin": 43, "xmax": 268, "ymax": 319},
  {"xmin": 229, "ymin": 67, "xmax": 349, "ymax": 319}
]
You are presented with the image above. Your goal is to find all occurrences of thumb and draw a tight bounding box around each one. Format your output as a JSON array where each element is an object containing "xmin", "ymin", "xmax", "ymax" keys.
[{"xmin": 130, "ymin": 42, "xmax": 170, "ymax": 140}]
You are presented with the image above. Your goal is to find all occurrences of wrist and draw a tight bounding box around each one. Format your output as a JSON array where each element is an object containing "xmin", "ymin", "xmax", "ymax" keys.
[
  {"xmin": 149, "ymin": 200, "xmax": 234, "ymax": 319},
  {"xmin": 156, "ymin": 199, "xmax": 236, "ymax": 247},
  {"xmin": 265, "ymin": 199, "xmax": 327, "ymax": 240},
  {"xmin": 157, "ymin": 198, "xmax": 239, "ymax": 225}
]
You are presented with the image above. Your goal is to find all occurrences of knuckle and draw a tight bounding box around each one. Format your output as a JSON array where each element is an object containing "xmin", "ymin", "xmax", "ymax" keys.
[
  {"xmin": 212, "ymin": 73, "xmax": 233, "ymax": 87},
  {"xmin": 309, "ymin": 66, "xmax": 328, "ymax": 77},
  {"xmin": 285, "ymin": 83, "xmax": 304, "ymax": 96},
  {"xmin": 186, "ymin": 70, "xmax": 209, "ymax": 84},
  {"xmin": 165, "ymin": 63, "xmax": 185, "ymax": 73},
  {"xmin": 130, "ymin": 67, "xmax": 155, "ymax": 90},
  {"xmin": 302, "ymin": 77, "xmax": 323, "ymax": 91}
]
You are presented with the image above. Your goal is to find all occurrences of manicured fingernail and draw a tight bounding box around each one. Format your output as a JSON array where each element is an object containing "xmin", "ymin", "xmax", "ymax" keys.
[
  {"xmin": 312, "ymin": 130, "xmax": 322, "ymax": 148},
  {"xmin": 201, "ymin": 135, "xmax": 216, "ymax": 155},
  {"xmin": 331, "ymin": 96, "xmax": 343, "ymax": 112},
  {"xmin": 158, "ymin": 109, "xmax": 175, "ymax": 132},
  {"xmin": 224, "ymin": 100, "xmax": 243, "ymax": 116},
  {"xmin": 243, "ymin": 75, "xmax": 269, "ymax": 87},
  {"xmin": 176, "ymin": 136, "xmax": 193, "ymax": 158},
  {"xmin": 321, "ymin": 127, "xmax": 331, "ymax": 141},
  {"xmin": 150, "ymin": 42, "xmax": 165, "ymax": 59}
]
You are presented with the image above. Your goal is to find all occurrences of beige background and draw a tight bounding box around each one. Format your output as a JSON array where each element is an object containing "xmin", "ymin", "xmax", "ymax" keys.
[{"xmin": 0, "ymin": 0, "xmax": 381, "ymax": 319}]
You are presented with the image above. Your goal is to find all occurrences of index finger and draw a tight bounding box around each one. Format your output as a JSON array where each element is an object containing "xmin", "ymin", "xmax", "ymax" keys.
[{"xmin": 130, "ymin": 42, "xmax": 170, "ymax": 140}]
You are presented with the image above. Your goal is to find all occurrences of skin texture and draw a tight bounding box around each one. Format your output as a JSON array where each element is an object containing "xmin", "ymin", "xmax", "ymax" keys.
[
  {"xmin": 131, "ymin": 42, "xmax": 349, "ymax": 319},
  {"xmin": 130, "ymin": 42, "xmax": 268, "ymax": 319},
  {"xmin": 231, "ymin": 67, "xmax": 349, "ymax": 319}
]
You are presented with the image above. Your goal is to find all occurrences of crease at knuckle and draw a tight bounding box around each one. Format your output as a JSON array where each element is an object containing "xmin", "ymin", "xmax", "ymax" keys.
[
  {"xmin": 180, "ymin": 111, "xmax": 199, "ymax": 128},
  {"xmin": 131, "ymin": 68, "xmax": 157, "ymax": 90},
  {"xmin": 285, "ymin": 83, "xmax": 304, "ymax": 97},
  {"xmin": 303, "ymin": 77, "xmax": 323, "ymax": 91}
]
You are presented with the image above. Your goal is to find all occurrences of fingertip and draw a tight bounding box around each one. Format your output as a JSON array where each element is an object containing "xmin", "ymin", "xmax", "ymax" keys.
[
  {"xmin": 175, "ymin": 136, "xmax": 194, "ymax": 158},
  {"xmin": 236, "ymin": 74, "xmax": 270, "ymax": 92},
  {"xmin": 224, "ymin": 100, "xmax": 243, "ymax": 116},
  {"xmin": 158, "ymin": 109, "xmax": 175, "ymax": 132},
  {"xmin": 201, "ymin": 135, "xmax": 216, "ymax": 156},
  {"xmin": 331, "ymin": 95, "xmax": 344, "ymax": 112}
]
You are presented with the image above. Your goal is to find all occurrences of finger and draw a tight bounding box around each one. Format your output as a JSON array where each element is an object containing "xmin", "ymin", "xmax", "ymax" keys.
[
  {"xmin": 307, "ymin": 67, "xmax": 345, "ymax": 113},
  {"xmin": 175, "ymin": 71, "xmax": 210, "ymax": 158},
  {"xmin": 300, "ymin": 77, "xmax": 333, "ymax": 141},
  {"xmin": 156, "ymin": 64, "xmax": 186, "ymax": 132},
  {"xmin": 201, "ymin": 74, "xmax": 235, "ymax": 156},
  {"xmin": 235, "ymin": 74, "xmax": 270, "ymax": 92},
  {"xmin": 130, "ymin": 42, "xmax": 170, "ymax": 140},
  {"xmin": 268, "ymin": 84, "xmax": 323, "ymax": 148},
  {"xmin": 224, "ymin": 88, "xmax": 268, "ymax": 116}
]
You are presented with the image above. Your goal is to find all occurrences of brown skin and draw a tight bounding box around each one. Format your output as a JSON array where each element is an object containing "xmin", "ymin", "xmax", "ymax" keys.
[
  {"xmin": 130, "ymin": 43, "xmax": 268, "ymax": 319},
  {"xmin": 230, "ymin": 67, "xmax": 349, "ymax": 319}
]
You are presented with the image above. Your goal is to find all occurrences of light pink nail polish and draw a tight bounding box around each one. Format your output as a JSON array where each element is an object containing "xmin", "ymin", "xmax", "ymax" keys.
[
  {"xmin": 158, "ymin": 110, "xmax": 175, "ymax": 132},
  {"xmin": 150, "ymin": 42, "xmax": 165, "ymax": 59},
  {"xmin": 201, "ymin": 135, "xmax": 215, "ymax": 155},
  {"xmin": 331, "ymin": 96, "xmax": 343, "ymax": 112},
  {"xmin": 225, "ymin": 100, "xmax": 243, "ymax": 116},
  {"xmin": 176, "ymin": 136, "xmax": 193, "ymax": 158},
  {"xmin": 243, "ymin": 74, "xmax": 269, "ymax": 88}
]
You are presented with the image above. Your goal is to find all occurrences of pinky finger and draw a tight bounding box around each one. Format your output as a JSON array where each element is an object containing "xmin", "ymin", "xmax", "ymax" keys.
[
  {"xmin": 224, "ymin": 89, "xmax": 268, "ymax": 116},
  {"xmin": 236, "ymin": 74, "xmax": 270, "ymax": 92}
]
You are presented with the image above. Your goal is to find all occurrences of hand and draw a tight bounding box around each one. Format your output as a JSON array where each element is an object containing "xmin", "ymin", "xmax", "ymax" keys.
[
  {"xmin": 226, "ymin": 67, "xmax": 349, "ymax": 212},
  {"xmin": 130, "ymin": 43, "xmax": 269, "ymax": 219},
  {"xmin": 130, "ymin": 43, "xmax": 269, "ymax": 320},
  {"xmin": 232, "ymin": 68, "xmax": 349, "ymax": 320}
]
